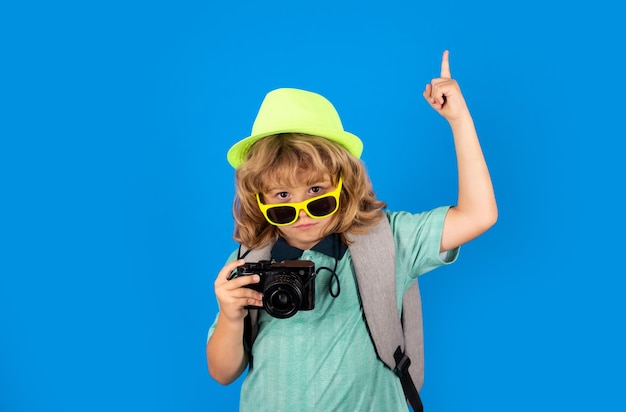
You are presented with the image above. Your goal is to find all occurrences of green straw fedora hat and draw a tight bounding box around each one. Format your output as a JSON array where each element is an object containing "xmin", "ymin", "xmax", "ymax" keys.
[{"xmin": 227, "ymin": 88, "xmax": 363, "ymax": 168}]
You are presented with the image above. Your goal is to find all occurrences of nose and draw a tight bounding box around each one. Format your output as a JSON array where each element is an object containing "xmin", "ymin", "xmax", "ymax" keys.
[{"xmin": 298, "ymin": 207, "xmax": 308, "ymax": 219}]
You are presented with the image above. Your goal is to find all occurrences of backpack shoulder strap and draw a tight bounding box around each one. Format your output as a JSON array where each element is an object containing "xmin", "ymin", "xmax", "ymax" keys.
[
  {"xmin": 347, "ymin": 217, "xmax": 403, "ymax": 368},
  {"xmin": 348, "ymin": 216, "xmax": 424, "ymax": 412}
]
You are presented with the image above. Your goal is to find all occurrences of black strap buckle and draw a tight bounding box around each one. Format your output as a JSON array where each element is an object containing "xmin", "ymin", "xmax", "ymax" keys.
[
  {"xmin": 393, "ymin": 346, "xmax": 423, "ymax": 412},
  {"xmin": 393, "ymin": 347, "xmax": 411, "ymax": 377}
]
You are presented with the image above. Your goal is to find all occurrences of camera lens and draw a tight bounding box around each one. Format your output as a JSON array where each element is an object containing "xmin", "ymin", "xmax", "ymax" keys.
[
  {"xmin": 274, "ymin": 291, "xmax": 289, "ymax": 306},
  {"xmin": 263, "ymin": 274, "xmax": 303, "ymax": 319}
]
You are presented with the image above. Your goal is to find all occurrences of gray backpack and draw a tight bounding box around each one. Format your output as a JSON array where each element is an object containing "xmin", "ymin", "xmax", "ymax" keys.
[{"xmin": 240, "ymin": 217, "xmax": 424, "ymax": 411}]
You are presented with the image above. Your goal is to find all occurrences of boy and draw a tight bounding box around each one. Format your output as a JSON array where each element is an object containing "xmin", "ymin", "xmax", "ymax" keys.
[{"xmin": 207, "ymin": 51, "xmax": 497, "ymax": 411}]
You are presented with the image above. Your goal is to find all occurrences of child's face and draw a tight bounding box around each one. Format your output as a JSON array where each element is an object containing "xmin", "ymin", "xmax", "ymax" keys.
[{"xmin": 259, "ymin": 174, "xmax": 338, "ymax": 250}]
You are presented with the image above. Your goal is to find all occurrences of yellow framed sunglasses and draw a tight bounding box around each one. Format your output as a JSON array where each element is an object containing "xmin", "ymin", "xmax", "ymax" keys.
[{"xmin": 256, "ymin": 177, "xmax": 343, "ymax": 226}]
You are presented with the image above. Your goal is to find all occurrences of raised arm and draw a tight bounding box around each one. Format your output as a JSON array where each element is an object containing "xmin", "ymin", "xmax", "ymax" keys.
[{"xmin": 422, "ymin": 50, "xmax": 498, "ymax": 252}]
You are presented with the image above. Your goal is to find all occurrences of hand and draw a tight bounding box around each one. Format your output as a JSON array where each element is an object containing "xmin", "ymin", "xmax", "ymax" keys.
[
  {"xmin": 423, "ymin": 50, "xmax": 469, "ymax": 122},
  {"xmin": 214, "ymin": 259, "xmax": 263, "ymax": 323}
]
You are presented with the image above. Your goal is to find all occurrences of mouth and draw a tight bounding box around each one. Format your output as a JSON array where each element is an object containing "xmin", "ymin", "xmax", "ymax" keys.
[{"xmin": 294, "ymin": 222, "xmax": 316, "ymax": 230}]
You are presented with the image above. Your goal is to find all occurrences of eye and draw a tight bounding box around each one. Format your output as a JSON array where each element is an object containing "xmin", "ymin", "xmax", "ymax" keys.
[
  {"xmin": 310, "ymin": 186, "xmax": 321, "ymax": 194},
  {"xmin": 277, "ymin": 192, "xmax": 289, "ymax": 199}
]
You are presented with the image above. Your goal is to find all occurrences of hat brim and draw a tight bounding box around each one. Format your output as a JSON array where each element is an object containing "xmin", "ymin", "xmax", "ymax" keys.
[{"xmin": 227, "ymin": 128, "xmax": 363, "ymax": 169}]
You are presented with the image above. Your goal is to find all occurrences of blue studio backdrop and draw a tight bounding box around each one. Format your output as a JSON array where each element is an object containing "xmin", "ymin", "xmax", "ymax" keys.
[{"xmin": 1, "ymin": 1, "xmax": 625, "ymax": 411}]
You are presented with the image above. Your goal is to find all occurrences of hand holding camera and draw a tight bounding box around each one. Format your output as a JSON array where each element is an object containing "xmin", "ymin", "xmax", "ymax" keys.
[{"xmin": 213, "ymin": 259, "xmax": 264, "ymax": 323}]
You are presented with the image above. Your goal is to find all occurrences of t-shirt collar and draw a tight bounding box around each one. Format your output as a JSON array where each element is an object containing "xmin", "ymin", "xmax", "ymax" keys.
[{"xmin": 271, "ymin": 233, "xmax": 348, "ymax": 262}]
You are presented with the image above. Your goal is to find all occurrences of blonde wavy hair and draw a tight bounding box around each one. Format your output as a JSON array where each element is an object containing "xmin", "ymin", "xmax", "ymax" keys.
[{"xmin": 233, "ymin": 133, "xmax": 386, "ymax": 249}]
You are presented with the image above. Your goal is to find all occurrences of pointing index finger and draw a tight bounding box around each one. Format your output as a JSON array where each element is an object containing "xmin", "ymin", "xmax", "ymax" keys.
[{"xmin": 440, "ymin": 50, "xmax": 451, "ymax": 79}]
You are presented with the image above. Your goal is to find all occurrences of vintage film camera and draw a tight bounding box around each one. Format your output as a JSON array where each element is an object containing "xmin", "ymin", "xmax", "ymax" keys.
[{"xmin": 228, "ymin": 260, "xmax": 315, "ymax": 319}]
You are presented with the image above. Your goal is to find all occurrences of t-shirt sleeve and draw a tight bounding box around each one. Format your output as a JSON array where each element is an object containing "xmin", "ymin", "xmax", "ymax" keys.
[
  {"xmin": 207, "ymin": 313, "xmax": 220, "ymax": 344},
  {"xmin": 388, "ymin": 206, "xmax": 460, "ymax": 281}
]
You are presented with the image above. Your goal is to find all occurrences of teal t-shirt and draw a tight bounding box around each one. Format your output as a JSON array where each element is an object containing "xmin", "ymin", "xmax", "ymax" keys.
[{"xmin": 208, "ymin": 207, "xmax": 459, "ymax": 411}]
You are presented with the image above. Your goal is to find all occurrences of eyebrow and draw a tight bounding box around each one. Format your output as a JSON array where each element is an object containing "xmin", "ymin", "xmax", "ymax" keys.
[{"xmin": 265, "ymin": 179, "xmax": 331, "ymax": 193}]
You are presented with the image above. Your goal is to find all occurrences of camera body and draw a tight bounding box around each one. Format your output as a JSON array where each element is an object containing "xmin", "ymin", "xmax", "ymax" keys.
[{"xmin": 229, "ymin": 260, "xmax": 316, "ymax": 319}]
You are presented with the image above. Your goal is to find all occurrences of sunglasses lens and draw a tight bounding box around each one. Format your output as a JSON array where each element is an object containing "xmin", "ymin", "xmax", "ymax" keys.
[
  {"xmin": 306, "ymin": 196, "xmax": 337, "ymax": 217},
  {"xmin": 267, "ymin": 206, "xmax": 297, "ymax": 225}
]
